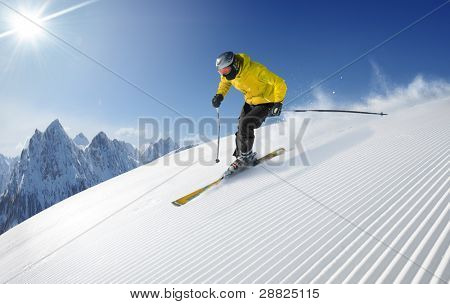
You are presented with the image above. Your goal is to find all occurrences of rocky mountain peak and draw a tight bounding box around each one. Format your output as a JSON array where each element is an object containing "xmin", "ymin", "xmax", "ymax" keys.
[
  {"xmin": 0, "ymin": 120, "xmax": 180, "ymax": 235},
  {"xmin": 73, "ymin": 133, "xmax": 89, "ymax": 147}
]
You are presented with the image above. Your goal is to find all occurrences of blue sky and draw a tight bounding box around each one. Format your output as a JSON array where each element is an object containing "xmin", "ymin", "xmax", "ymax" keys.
[{"xmin": 0, "ymin": 0, "xmax": 449, "ymax": 156}]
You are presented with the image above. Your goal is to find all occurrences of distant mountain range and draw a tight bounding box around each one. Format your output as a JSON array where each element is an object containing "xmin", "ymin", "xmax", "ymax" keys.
[{"xmin": 0, "ymin": 119, "xmax": 180, "ymax": 235}]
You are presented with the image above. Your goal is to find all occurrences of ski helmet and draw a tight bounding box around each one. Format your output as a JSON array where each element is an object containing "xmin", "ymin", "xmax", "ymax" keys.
[
  {"xmin": 216, "ymin": 51, "xmax": 234, "ymax": 70},
  {"xmin": 216, "ymin": 51, "xmax": 240, "ymax": 80}
]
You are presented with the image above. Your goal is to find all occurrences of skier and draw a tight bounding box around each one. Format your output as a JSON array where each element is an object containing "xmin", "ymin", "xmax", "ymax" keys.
[{"xmin": 212, "ymin": 51, "xmax": 287, "ymax": 174}]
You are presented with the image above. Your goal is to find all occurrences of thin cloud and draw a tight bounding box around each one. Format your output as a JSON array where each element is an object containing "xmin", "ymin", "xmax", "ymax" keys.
[{"xmin": 115, "ymin": 127, "xmax": 139, "ymax": 138}]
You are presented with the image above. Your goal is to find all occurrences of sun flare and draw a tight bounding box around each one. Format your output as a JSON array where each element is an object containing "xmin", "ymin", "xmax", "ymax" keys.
[
  {"xmin": 9, "ymin": 10, "xmax": 44, "ymax": 41},
  {"xmin": 0, "ymin": 1, "xmax": 98, "ymax": 43}
]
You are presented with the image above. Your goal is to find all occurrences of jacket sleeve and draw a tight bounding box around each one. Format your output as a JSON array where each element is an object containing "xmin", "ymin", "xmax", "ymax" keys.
[
  {"xmin": 259, "ymin": 68, "xmax": 287, "ymax": 102},
  {"xmin": 216, "ymin": 76, "xmax": 232, "ymax": 96}
]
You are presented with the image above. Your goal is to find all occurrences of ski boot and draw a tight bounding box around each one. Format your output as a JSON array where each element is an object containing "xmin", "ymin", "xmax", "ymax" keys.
[{"xmin": 224, "ymin": 151, "xmax": 257, "ymax": 177}]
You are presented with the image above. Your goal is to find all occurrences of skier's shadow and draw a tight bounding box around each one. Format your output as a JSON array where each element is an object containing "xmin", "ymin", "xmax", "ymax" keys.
[{"xmin": 200, "ymin": 126, "xmax": 374, "ymax": 203}]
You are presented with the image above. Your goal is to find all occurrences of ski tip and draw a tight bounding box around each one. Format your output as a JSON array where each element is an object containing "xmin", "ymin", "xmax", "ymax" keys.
[{"xmin": 171, "ymin": 201, "xmax": 182, "ymax": 207}]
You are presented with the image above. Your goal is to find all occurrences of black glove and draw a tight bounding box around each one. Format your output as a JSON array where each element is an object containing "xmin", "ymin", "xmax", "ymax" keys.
[
  {"xmin": 212, "ymin": 94, "xmax": 224, "ymax": 108},
  {"xmin": 268, "ymin": 102, "xmax": 283, "ymax": 116}
]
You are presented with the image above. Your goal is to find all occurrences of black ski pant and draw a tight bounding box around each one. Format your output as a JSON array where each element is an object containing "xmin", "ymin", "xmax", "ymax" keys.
[{"xmin": 233, "ymin": 102, "xmax": 272, "ymax": 157}]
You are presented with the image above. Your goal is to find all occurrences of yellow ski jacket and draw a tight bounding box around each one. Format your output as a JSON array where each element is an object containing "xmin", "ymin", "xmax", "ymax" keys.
[{"xmin": 216, "ymin": 53, "xmax": 287, "ymax": 105}]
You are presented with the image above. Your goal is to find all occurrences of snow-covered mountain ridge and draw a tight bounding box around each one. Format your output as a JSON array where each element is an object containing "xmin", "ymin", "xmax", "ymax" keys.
[
  {"xmin": 0, "ymin": 155, "xmax": 16, "ymax": 197},
  {"xmin": 73, "ymin": 133, "xmax": 89, "ymax": 148},
  {"xmin": 0, "ymin": 120, "xmax": 179, "ymax": 235},
  {"xmin": 0, "ymin": 99, "xmax": 448, "ymax": 283}
]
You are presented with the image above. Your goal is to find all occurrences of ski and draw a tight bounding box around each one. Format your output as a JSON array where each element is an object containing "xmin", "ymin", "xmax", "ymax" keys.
[{"xmin": 171, "ymin": 148, "xmax": 285, "ymax": 207}]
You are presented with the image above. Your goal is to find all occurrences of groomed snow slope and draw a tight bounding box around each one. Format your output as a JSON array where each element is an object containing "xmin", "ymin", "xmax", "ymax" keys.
[{"xmin": 0, "ymin": 99, "xmax": 448, "ymax": 284}]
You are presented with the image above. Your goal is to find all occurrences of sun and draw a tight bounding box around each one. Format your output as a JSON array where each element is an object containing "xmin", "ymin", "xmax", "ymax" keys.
[
  {"xmin": 9, "ymin": 10, "xmax": 44, "ymax": 42},
  {"xmin": 1, "ymin": 1, "xmax": 98, "ymax": 44}
]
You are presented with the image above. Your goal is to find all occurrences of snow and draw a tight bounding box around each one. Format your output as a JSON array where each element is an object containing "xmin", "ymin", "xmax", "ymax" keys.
[
  {"xmin": 0, "ymin": 99, "xmax": 448, "ymax": 283},
  {"xmin": 73, "ymin": 133, "xmax": 89, "ymax": 148},
  {"xmin": 0, "ymin": 119, "xmax": 180, "ymax": 235},
  {"xmin": 0, "ymin": 154, "xmax": 16, "ymax": 195},
  {"xmin": 140, "ymin": 137, "xmax": 180, "ymax": 164}
]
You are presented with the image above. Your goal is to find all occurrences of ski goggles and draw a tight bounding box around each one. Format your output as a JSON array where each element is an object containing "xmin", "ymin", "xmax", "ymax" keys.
[{"xmin": 218, "ymin": 66, "xmax": 231, "ymax": 75}]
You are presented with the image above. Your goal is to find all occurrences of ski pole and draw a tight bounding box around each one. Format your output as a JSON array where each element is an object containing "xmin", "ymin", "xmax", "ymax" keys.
[
  {"xmin": 215, "ymin": 107, "xmax": 221, "ymax": 163},
  {"xmin": 285, "ymin": 109, "xmax": 387, "ymax": 116}
]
